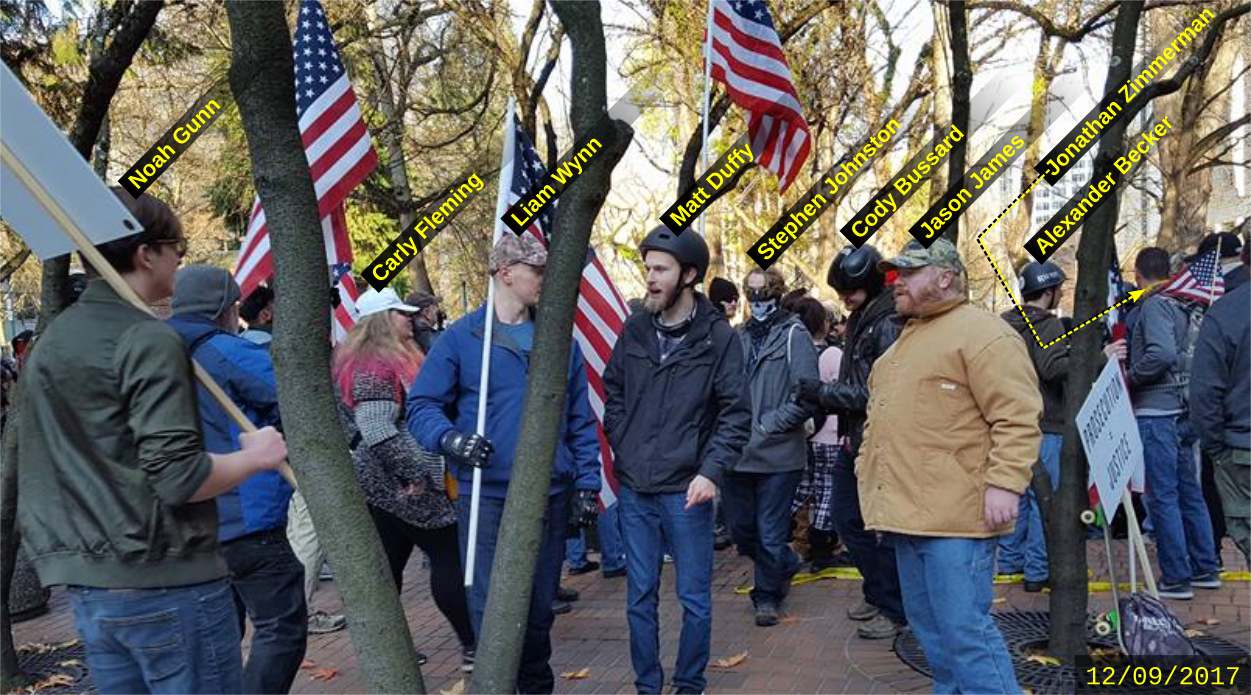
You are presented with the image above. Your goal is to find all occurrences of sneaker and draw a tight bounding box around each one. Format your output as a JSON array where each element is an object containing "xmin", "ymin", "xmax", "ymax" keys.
[
  {"xmin": 461, "ymin": 647, "xmax": 475, "ymax": 673},
  {"xmin": 319, "ymin": 562, "xmax": 334, "ymax": 582},
  {"xmin": 856, "ymin": 614, "xmax": 902, "ymax": 640},
  {"xmin": 847, "ymin": 600, "xmax": 879, "ymax": 621},
  {"xmin": 754, "ymin": 603, "xmax": 779, "ymax": 627},
  {"xmin": 416, "ymin": 652, "xmax": 428, "ymax": 666},
  {"xmin": 552, "ymin": 598, "xmax": 572, "ymax": 615},
  {"xmin": 1192, "ymin": 573, "xmax": 1222, "ymax": 589},
  {"xmin": 1157, "ymin": 582, "xmax": 1194, "ymax": 600},
  {"xmin": 567, "ymin": 560, "xmax": 600, "ymax": 576},
  {"xmin": 713, "ymin": 532, "xmax": 733, "ymax": 551},
  {"xmin": 556, "ymin": 585, "xmax": 580, "ymax": 602},
  {"xmin": 602, "ymin": 567, "xmax": 626, "ymax": 579},
  {"xmin": 1024, "ymin": 579, "xmax": 1049, "ymax": 593},
  {"xmin": 307, "ymin": 611, "xmax": 347, "ymax": 634}
]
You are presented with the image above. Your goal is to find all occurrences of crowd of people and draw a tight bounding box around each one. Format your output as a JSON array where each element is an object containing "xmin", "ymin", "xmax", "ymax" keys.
[{"xmin": 3, "ymin": 186, "xmax": 1247, "ymax": 695}]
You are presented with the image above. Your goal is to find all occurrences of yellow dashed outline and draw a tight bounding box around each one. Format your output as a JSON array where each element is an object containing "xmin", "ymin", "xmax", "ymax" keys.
[{"xmin": 975, "ymin": 177, "xmax": 1141, "ymax": 350}]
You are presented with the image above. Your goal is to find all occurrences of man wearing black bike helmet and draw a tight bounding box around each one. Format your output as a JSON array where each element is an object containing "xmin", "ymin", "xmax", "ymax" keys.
[
  {"xmin": 604, "ymin": 226, "xmax": 750, "ymax": 695},
  {"xmin": 793, "ymin": 244, "xmax": 907, "ymax": 640}
]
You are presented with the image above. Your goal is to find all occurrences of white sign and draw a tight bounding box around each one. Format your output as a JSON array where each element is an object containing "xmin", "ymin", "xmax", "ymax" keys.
[
  {"xmin": 1, "ymin": 62, "xmax": 141, "ymax": 260},
  {"xmin": 1077, "ymin": 359, "xmax": 1144, "ymax": 520}
]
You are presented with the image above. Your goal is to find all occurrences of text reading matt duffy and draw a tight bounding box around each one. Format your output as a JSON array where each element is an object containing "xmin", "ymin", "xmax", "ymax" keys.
[{"xmin": 120, "ymin": 85, "xmax": 229, "ymax": 197}]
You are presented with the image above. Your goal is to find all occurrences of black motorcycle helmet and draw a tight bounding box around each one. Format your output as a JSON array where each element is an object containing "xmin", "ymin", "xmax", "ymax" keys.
[
  {"xmin": 1019, "ymin": 261, "xmax": 1066, "ymax": 297},
  {"xmin": 639, "ymin": 226, "xmax": 710, "ymax": 285},
  {"xmin": 827, "ymin": 244, "xmax": 885, "ymax": 296}
]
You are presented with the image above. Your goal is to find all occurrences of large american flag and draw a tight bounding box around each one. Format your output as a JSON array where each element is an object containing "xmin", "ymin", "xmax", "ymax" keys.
[
  {"xmin": 1162, "ymin": 247, "xmax": 1226, "ymax": 306},
  {"xmin": 708, "ymin": 0, "xmax": 810, "ymax": 193},
  {"xmin": 233, "ymin": 0, "xmax": 377, "ymax": 341},
  {"xmin": 508, "ymin": 117, "xmax": 631, "ymax": 506}
]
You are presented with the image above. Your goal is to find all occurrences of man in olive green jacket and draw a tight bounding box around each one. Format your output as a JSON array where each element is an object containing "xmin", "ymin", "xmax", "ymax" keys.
[
  {"xmin": 859, "ymin": 239, "xmax": 1041, "ymax": 695},
  {"xmin": 16, "ymin": 190, "xmax": 286, "ymax": 695}
]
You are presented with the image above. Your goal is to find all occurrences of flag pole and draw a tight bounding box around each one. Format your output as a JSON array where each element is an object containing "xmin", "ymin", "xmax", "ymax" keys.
[
  {"xmin": 0, "ymin": 142, "xmax": 297, "ymax": 489},
  {"xmin": 465, "ymin": 97, "xmax": 516, "ymax": 588},
  {"xmin": 697, "ymin": 0, "xmax": 715, "ymax": 240}
]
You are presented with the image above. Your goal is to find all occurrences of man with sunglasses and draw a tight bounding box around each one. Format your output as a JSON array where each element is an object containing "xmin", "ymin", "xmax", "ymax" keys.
[{"xmin": 793, "ymin": 244, "xmax": 907, "ymax": 640}]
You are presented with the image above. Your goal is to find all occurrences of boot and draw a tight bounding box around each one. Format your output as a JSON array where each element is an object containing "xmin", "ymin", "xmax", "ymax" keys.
[{"xmin": 808, "ymin": 528, "xmax": 835, "ymax": 573}]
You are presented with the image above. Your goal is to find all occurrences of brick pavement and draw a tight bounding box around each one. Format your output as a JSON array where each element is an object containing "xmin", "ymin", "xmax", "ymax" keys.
[{"xmin": 11, "ymin": 543, "xmax": 1247, "ymax": 694}]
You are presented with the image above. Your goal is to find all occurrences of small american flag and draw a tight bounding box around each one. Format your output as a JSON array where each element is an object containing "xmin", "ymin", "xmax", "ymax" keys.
[
  {"xmin": 708, "ymin": 0, "xmax": 810, "ymax": 193},
  {"xmin": 507, "ymin": 117, "xmax": 630, "ymax": 506},
  {"xmin": 234, "ymin": 0, "xmax": 378, "ymax": 341},
  {"xmin": 1162, "ymin": 247, "xmax": 1226, "ymax": 306},
  {"xmin": 1106, "ymin": 243, "xmax": 1130, "ymax": 343},
  {"xmin": 330, "ymin": 263, "xmax": 361, "ymax": 344}
]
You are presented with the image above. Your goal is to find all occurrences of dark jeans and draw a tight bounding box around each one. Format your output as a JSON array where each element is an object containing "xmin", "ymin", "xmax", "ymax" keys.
[
  {"xmin": 369, "ymin": 506, "xmax": 475, "ymax": 648},
  {"xmin": 67, "ymin": 579, "xmax": 242, "ymax": 694},
  {"xmin": 831, "ymin": 447, "xmax": 906, "ymax": 623},
  {"xmin": 457, "ymin": 490, "xmax": 567, "ymax": 694},
  {"xmin": 1138, "ymin": 416, "xmax": 1219, "ymax": 586},
  {"xmin": 220, "ymin": 530, "xmax": 308, "ymax": 695},
  {"xmin": 723, "ymin": 469, "xmax": 803, "ymax": 607},
  {"xmin": 618, "ymin": 486, "xmax": 714, "ymax": 694}
]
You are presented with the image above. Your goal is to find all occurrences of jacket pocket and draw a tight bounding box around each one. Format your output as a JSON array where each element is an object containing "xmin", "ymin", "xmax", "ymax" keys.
[{"xmin": 912, "ymin": 376, "xmax": 965, "ymax": 436}]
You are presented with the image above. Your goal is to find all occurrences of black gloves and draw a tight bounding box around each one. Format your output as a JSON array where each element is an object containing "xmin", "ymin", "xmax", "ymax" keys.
[
  {"xmin": 793, "ymin": 378, "xmax": 824, "ymax": 406},
  {"xmin": 439, "ymin": 430, "xmax": 494, "ymax": 469},
  {"xmin": 569, "ymin": 490, "xmax": 599, "ymax": 528}
]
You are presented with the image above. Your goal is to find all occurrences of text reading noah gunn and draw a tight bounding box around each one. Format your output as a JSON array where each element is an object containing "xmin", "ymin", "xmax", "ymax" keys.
[{"xmin": 120, "ymin": 83, "xmax": 230, "ymax": 197}]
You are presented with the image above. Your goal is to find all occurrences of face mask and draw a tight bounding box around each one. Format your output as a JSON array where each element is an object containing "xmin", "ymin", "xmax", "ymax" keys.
[{"xmin": 750, "ymin": 299, "xmax": 778, "ymax": 321}]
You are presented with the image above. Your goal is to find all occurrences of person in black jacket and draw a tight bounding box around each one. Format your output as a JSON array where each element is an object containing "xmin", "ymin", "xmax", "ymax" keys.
[
  {"xmin": 794, "ymin": 244, "xmax": 907, "ymax": 640},
  {"xmin": 604, "ymin": 227, "xmax": 751, "ymax": 695}
]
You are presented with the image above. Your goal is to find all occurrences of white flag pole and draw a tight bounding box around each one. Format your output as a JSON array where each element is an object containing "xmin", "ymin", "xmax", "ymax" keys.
[
  {"xmin": 465, "ymin": 98, "xmax": 516, "ymax": 587},
  {"xmin": 697, "ymin": 0, "xmax": 715, "ymax": 240}
]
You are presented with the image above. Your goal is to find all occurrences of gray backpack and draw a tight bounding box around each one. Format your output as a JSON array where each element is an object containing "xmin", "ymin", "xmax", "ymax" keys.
[{"xmin": 1119, "ymin": 593, "xmax": 1196, "ymax": 656}]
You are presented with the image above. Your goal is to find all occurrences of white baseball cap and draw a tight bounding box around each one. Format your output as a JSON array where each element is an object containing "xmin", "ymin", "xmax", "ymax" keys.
[{"xmin": 356, "ymin": 288, "xmax": 420, "ymax": 318}]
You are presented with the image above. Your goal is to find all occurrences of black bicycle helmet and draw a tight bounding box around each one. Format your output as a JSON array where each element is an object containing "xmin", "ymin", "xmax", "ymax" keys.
[
  {"xmin": 1019, "ymin": 261, "xmax": 1066, "ymax": 296},
  {"xmin": 827, "ymin": 244, "xmax": 885, "ymax": 296},
  {"xmin": 639, "ymin": 226, "xmax": 710, "ymax": 284}
]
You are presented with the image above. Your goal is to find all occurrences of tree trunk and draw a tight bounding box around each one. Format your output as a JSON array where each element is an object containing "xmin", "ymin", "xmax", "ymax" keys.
[
  {"xmin": 928, "ymin": 0, "xmax": 954, "ymax": 207},
  {"xmin": 1050, "ymin": 0, "xmax": 1143, "ymax": 663},
  {"xmin": 224, "ymin": 3, "xmax": 424, "ymax": 692},
  {"xmin": 0, "ymin": 390, "xmax": 23, "ymax": 691},
  {"xmin": 470, "ymin": 2, "xmax": 631, "ymax": 691},
  {"xmin": 944, "ymin": 0, "xmax": 971, "ymax": 245}
]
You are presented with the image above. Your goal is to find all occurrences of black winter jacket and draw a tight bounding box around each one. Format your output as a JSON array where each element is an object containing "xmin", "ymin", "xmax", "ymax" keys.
[
  {"xmin": 1001, "ymin": 306, "xmax": 1068, "ymax": 434},
  {"xmin": 813, "ymin": 290, "xmax": 902, "ymax": 454},
  {"xmin": 604, "ymin": 294, "xmax": 751, "ymax": 493}
]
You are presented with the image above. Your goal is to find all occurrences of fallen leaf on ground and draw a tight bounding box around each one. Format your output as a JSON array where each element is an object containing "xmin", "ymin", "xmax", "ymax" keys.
[
  {"xmin": 780, "ymin": 616, "xmax": 800, "ymax": 625},
  {"xmin": 992, "ymin": 597, "xmax": 1007, "ymax": 604},
  {"xmin": 1025, "ymin": 654, "xmax": 1062, "ymax": 667},
  {"xmin": 560, "ymin": 668, "xmax": 591, "ymax": 680},
  {"xmin": 29, "ymin": 674, "xmax": 75, "ymax": 691},
  {"xmin": 308, "ymin": 668, "xmax": 338, "ymax": 682},
  {"xmin": 299, "ymin": 660, "xmax": 317, "ymax": 670},
  {"xmin": 1185, "ymin": 629, "xmax": 1206, "ymax": 638},
  {"xmin": 439, "ymin": 679, "xmax": 466, "ymax": 695},
  {"xmin": 713, "ymin": 652, "xmax": 748, "ymax": 669},
  {"xmin": 1198, "ymin": 617, "xmax": 1221, "ymax": 626}
]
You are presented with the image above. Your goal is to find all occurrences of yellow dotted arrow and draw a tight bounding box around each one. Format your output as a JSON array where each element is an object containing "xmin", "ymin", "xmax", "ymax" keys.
[{"xmin": 976, "ymin": 178, "xmax": 1143, "ymax": 349}]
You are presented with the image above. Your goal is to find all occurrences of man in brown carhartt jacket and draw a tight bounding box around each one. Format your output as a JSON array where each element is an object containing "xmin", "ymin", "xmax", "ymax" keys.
[{"xmin": 858, "ymin": 239, "xmax": 1041, "ymax": 695}]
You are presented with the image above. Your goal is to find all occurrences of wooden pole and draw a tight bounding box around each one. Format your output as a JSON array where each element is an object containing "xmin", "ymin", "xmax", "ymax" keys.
[{"xmin": 1, "ymin": 142, "xmax": 297, "ymax": 488}]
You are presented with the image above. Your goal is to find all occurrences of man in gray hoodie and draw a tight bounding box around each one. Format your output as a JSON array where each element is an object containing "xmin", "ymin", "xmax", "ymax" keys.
[{"xmin": 725, "ymin": 267, "xmax": 819, "ymax": 627}]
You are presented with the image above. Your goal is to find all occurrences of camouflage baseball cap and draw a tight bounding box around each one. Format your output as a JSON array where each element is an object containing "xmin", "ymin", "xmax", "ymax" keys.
[
  {"xmin": 878, "ymin": 238, "xmax": 964, "ymax": 273},
  {"xmin": 489, "ymin": 233, "xmax": 548, "ymax": 273}
]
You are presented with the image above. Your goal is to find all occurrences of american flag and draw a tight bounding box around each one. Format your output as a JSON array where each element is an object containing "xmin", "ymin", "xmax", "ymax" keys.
[
  {"xmin": 1106, "ymin": 243, "xmax": 1130, "ymax": 343},
  {"xmin": 1162, "ymin": 247, "xmax": 1226, "ymax": 306},
  {"xmin": 331, "ymin": 262, "xmax": 361, "ymax": 344},
  {"xmin": 233, "ymin": 0, "xmax": 378, "ymax": 341},
  {"xmin": 507, "ymin": 116, "xmax": 631, "ymax": 506},
  {"xmin": 708, "ymin": 0, "xmax": 810, "ymax": 193}
]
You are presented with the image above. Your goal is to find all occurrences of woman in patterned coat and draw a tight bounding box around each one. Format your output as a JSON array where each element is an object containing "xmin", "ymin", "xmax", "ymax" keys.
[{"xmin": 333, "ymin": 288, "xmax": 475, "ymax": 671}]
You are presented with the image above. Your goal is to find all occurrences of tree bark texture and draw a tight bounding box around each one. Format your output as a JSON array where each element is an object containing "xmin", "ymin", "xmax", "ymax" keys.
[
  {"xmin": 224, "ymin": 3, "xmax": 424, "ymax": 692},
  {"xmin": 1051, "ymin": 0, "xmax": 1143, "ymax": 663},
  {"xmin": 943, "ymin": 0, "xmax": 971, "ymax": 245},
  {"xmin": 469, "ymin": 2, "xmax": 632, "ymax": 692}
]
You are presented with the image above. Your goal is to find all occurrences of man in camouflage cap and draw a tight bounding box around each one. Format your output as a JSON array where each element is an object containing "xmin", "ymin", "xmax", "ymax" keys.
[
  {"xmin": 407, "ymin": 232, "xmax": 602, "ymax": 693},
  {"xmin": 857, "ymin": 237, "xmax": 1042, "ymax": 693}
]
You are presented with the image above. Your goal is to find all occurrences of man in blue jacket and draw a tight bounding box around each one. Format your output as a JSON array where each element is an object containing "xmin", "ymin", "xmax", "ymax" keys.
[
  {"xmin": 168, "ymin": 265, "xmax": 306, "ymax": 694},
  {"xmin": 408, "ymin": 234, "xmax": 601, "ymax": 695}
]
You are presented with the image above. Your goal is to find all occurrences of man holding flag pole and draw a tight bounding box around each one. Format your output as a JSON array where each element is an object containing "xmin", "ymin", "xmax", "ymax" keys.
[{"xmin": 407, "ymin": 101, "xmax": 603, "ymax": 694}]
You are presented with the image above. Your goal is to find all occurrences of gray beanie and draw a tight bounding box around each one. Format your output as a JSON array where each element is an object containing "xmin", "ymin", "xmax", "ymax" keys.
[{"xmin": 172, "ymin": 265, "xmax": 242, "ymax": 319}]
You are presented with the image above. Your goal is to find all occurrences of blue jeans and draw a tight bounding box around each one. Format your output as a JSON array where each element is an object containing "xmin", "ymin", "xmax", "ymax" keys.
[
  {"xmin": 565, "ymin": 503, "xmax": 626, "ymax": 573},
  {"xmin": 1138, "ymin": 416, "xmax": 1219, "ymax": 586},
  {"xmin": 67, "ymin": 579, "xmax": 242, "ymax": 695},
  {"xmin": 618, "ymin": 486, "xmax": 713, "ymax": 694},
  {"xmin": 998, "ymin": 433, "xmax": 1061, "ymax": 582},
  {"xmin": 723, "ymin": 470, "xmax": 803, "ymax": 607},
  {"xmin": 220, "ymin": 531, "xmax": 308, "ymax": 694},
  {"xmin": 894, "ymin": 536, "xmax": 1021, "ymax": 695},
  {"xmin": 831, "ymin": 448, "xmax": 906, "ymax": 623},
  {"xmin": 458, "ymin": 490, "xmax": 567, "ymax": 694}
]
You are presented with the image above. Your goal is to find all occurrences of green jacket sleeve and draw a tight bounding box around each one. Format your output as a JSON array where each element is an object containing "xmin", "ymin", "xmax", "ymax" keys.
[{"xmin": 115, "ymin": 322, "xmax": 214, "ymax": 506}]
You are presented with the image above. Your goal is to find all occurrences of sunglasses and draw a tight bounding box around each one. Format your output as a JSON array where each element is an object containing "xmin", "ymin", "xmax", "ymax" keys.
[{"xmin": 152, "ymin": 238, "xmax": 189, "ymax": 259}]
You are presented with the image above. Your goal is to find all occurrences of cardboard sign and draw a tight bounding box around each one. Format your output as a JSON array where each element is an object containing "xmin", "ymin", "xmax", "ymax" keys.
[
  {"xmin": 1077, "ymin": 359, "xmax": 1144, "ymax": 519},
  {"xmin": 0, "ymin": 62, "xmax": 140, "ymax": 260}
]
